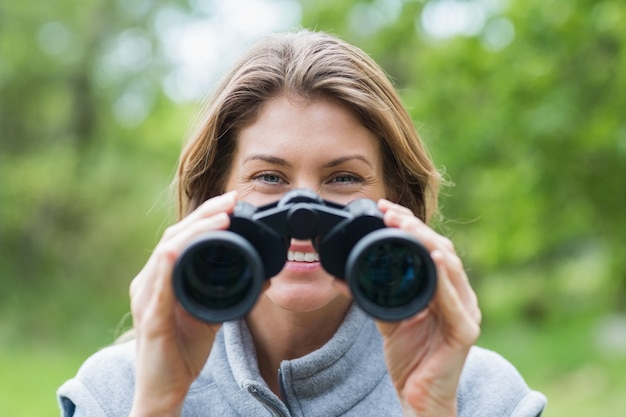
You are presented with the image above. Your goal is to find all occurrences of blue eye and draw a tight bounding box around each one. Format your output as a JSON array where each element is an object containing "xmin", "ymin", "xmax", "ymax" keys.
[
  {"xmin": 262, "ymin": 174, "xmax": 281, "ymax": 182},
  {"xmin": 254, "ymin": 172, "xmax": 286, "ymax": 184},
  {"xmin": 332, "ymin": 174, "xmax": 361, "ymax": 183}
]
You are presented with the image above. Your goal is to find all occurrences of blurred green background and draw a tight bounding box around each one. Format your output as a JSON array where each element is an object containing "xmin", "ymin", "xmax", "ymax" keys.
[{"xmin": 1, "ymin": 0, "xmax": 625, "ymax": 415}]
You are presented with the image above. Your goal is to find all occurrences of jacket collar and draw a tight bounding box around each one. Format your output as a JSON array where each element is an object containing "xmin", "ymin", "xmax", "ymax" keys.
[{"xmin": 207, "ymin": 304, "xmax": 389, "ymax": 416}]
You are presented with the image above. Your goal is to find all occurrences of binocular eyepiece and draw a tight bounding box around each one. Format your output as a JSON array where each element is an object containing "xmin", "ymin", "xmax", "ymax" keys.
[{"xmin": 173, "ymin": 189, "xmax": 437, "ymax": 322}]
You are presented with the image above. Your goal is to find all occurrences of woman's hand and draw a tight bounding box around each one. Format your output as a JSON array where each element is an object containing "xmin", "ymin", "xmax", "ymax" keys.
[
  {"xmin": 376, "ymin": 199, "xmax": 482, "ymax": 417},
  {"xmin": 128, "ymin": 191, "xmax": 237, "ymax": 417}
]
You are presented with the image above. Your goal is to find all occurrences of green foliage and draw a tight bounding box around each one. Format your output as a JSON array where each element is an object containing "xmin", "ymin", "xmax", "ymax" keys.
[
  {"xmin": 301, "ymin": 0, "xmax": 626, "ymax": 322},
  {"xmin": 0, "ymin": 0, "xmax": 188, "ymax": 346},
  {"xmin": 0, "ymin": 347, "xmax": 82, "ymax": 417}
]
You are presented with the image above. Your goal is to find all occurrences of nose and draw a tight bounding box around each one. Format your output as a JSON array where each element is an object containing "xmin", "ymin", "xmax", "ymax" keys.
[
  {"xmin": 292, "ymin": 186, "xmax": 323, "ymax": 199},
  {"xmin": 288, "ymin": 174, "xmax": 323, "ymax": 197}
]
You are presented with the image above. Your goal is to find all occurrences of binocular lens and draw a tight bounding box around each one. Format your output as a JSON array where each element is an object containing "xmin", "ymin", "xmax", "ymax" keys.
[
  {"xmin": 181, "ymin": 244, "xmax": 253, "ymax": 309},
  {"xmin": 347, "ymin": 229, "xmax": 436, "ymax": 321},
  {"xmin": 354, "ymin": 242, "xmax": 426, "ymax": 308},
  {"xmin": 173, "ymin": 231, "xmax": 264, "ymax": 322}
]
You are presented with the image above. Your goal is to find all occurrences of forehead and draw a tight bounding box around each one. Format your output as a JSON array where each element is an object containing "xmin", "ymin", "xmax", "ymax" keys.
[{"xmin": 235, "ymin": 95, "xmax": 382, "ymax": 161}]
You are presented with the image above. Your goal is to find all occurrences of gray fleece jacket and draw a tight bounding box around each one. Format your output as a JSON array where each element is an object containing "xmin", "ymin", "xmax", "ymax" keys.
[{"xmin": 57, "ymin": 305, "xmax": 546, "ymax": 417}]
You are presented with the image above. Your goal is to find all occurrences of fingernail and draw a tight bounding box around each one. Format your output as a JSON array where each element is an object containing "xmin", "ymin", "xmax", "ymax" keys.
[
  {"xmin": 377, "ymin": 199, "xmax": 392, "ymax": 210},
  {"xmin": 431, "ymin": 250, "xmax": 445, "ymax": 264}
]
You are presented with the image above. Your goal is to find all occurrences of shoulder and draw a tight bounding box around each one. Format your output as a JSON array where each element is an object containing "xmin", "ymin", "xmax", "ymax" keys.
[
  {"xmin": 57, "ymin": 341, "xmax": 136, "ymax": 417},
  {"xmin": 75, "ymin": 340, "xmax": 136, "ymax": 390},
  {"xmin": 458, "ymin": 346, "xmax": 547, "ymax": 417}
]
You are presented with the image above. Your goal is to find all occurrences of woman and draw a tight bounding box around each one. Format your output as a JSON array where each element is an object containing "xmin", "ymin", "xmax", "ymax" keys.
[{"xmin": 58, "ymin": 30, "xmax": 546, "ymax": 417}]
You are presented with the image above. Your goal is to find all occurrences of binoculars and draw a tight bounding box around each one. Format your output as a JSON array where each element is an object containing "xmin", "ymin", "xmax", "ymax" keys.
[{"xmin": 173, "ymin": 189, "xmax": 436, "ymax": 322}]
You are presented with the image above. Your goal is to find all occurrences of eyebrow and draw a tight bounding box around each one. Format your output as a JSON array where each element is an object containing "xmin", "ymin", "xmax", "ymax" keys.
[
  {"xmin": 323, "ymin": 154, "xmax": 374, "ymax": 169},
  {"xmin": 243, "ymin": 154, "xmax": 290, "ymax": 166},
  {"xmin": 242, "ymin": 153, "xmax": 374, "ymax": 168}
]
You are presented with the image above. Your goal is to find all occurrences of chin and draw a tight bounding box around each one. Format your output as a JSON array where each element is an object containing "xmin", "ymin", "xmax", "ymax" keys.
[{"xmin": 262, "ymin": 270, "xmax": 347, "ymax": 314}]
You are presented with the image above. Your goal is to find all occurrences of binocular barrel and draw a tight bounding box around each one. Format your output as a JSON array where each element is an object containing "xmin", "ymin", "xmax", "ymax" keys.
[{"xmin": 173, "ymin": 190, "xmax": 437, "ymax": 322}]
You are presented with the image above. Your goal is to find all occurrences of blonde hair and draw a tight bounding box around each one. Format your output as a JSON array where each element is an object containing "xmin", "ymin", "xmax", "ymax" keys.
[{"xmin": 176, "ymin": 30, "xmax": 440, "ymax": 222}]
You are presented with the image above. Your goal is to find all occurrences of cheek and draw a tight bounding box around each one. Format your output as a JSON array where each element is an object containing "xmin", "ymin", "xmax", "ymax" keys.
[
  {"xmin": 240, "ymin": 188, "xmax": 276, "ymax": 206},
  {"xmin": 374, "ymin": 179, "xmax": 389, "ymax": 201},
  {"xmin": 223, "ymin": 168, "xmax": 240, "ymax": 194}
]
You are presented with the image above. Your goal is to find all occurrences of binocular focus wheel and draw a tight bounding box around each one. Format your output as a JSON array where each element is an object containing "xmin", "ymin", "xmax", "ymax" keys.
[
  {"xmin": 173, "ymin": 231, "xmax": 265, "ymax": 323},
  {"xmin": 345, "ymin": 228, "xmax": 437, "ymax": 321}
]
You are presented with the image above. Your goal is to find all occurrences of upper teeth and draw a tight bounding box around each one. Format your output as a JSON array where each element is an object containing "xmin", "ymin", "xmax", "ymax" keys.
[{"xmin": 287, "ymin": 251, "xmax": 320, "ymax": 262}]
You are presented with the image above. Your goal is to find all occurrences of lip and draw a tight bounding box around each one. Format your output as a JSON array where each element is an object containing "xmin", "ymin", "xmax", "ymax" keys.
[
  {"xmin": 284, "ymin": 260, "xmax": 322, "ymax": 273},
  {"xmin": 288, "ymin": 242, "xmax": 317, "ymax": 252}
]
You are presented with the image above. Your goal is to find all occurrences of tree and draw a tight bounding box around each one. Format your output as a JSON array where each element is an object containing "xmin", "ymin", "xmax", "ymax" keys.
[{"xmin": 298, "ymin": 0, "xmax": 626, "ymax": 321}]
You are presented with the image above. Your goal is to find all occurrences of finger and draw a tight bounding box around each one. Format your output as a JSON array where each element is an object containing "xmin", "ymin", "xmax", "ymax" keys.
[
  {"xmin": 378, "ymin": 200, "xmax": 479, "ymax": 320},
  {"xmin": 187, "ymin": 190, "xmax": 237, "ymax": 222},
  {"xmin": 146, "ymin": 248, "xmax": 178, "ymax": 320},
  {"xmin": 162, "ymin": 191, "xmax": 237, "ymax": 241},
  {"xmin": 378, "ymin": 198, "xmax": 414, "ymax": 216},
  {"xmin": 130, "ymin": 258, "xmax": 165, "ymax": 325},
  {"xmin": 378, "ymin": 200, "xmax": 447, "ymax": 247},
  {"xmin": 166, "ymin": 212, "xmax": 231, "ymax": 250},
  {"xmin": 130, "ymin": 211, "xmax": 231, "ymax": 326},
  {"xmin": 430, "ymin": 250, "xmax": 480, "ymax": 345},
  {"xmin": 381, "ymin": 207, "xmax": 452, "ymax": 255},
  {"xmin": 443, "ymin": 254, "xmax": 481, "ymax": 325},
  {"xmin": 379, "ymin": 201, "xmax": 479, "ymax": 322},
  {"xmin": 133, "ymin": 242, "xmax": 196, "ymax": 344},
  {"xmin": 131, "ymin": 211, "xmax": 229, "ymax": 291},
  {"xmin": 433, "ymin": 248, "xmax": 480, "ymax": 323}
]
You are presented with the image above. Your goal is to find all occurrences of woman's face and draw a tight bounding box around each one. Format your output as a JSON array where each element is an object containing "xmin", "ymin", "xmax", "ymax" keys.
[{"xmin": 225, "ymin": 95, "xmax": 386, "ymax": 315}]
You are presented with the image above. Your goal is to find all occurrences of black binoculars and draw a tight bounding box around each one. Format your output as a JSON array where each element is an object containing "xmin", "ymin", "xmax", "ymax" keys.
[{"xmin": 173, "ymin": 189, "xmax": 436, "ymax": 322}]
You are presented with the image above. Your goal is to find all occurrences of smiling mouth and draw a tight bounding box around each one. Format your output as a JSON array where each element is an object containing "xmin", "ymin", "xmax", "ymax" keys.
[{"xmin": 287, "ymin": 250, "xmax": 320, "ymax": 262}]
